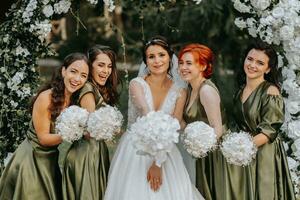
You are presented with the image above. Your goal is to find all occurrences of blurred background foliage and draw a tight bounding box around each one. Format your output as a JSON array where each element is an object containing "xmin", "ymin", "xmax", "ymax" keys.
[{"xmin": 1, "ymin": 0, "xmax": 251, "ymax": 126}]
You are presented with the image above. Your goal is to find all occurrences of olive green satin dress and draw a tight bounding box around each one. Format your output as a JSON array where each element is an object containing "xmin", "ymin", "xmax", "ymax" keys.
[
  {"xmin": 230, "ymin": 81, "xmax": 295, "ymax": 200},
  {"xmin": 62, "ymin": 82, "xmax": 110, "ymax": 200},
  {"xmin": 0, "ymin": 121, "xmax": 62, "ymax": 200},
  {"xmin": 183, "ymin": 79, "xmax": 228, "ymax": 200}
]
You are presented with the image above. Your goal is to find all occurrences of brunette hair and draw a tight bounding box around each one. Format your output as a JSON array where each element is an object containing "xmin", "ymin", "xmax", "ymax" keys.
[
  {"xmin": 143, "ymin": 35, "xmax": 174, "ymax": 75},
  {"xmin": 30, "ymin": 53, "xmax": 89, "ymax": 121},
  {"xmin": 239, "ymin": 41, "xmax": 280, "ymax": 88},
  {"xmin": 178, "ymin": 43, "xmax": 214, "ymax": 79},
  {"xmin": 87, "ymin": 44, "xmax": 120, "ymax": 105}
]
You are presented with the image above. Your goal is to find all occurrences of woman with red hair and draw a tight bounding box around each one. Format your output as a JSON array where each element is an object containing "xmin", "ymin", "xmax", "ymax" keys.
[{"xmin": 179, "ymin": 43, "xmax": 228, "ymax": 200}]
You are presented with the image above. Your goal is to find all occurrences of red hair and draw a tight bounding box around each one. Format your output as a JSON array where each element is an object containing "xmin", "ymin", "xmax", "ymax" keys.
[{"xmin": 178, "ymin": 43, "xmax": 214, "ymax": 79}]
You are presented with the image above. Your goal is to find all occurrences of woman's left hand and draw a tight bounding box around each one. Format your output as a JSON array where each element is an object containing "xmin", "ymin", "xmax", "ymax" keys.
[{"xmin": 147, "ymin": 162, "xmax": 162, "ymax": 191}]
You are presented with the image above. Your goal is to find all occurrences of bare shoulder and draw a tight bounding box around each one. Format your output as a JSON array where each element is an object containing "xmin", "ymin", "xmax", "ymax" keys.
[
  {"xmin": 34, "ymin": 89, "xmax": 52, "ymax": 108},
  {"xmin": 267, "ymin": 85, "xmax": 280, "ymax": 96},
  {"xmin": 199, "ymin": 84, "xmax": 219, "ymax": 99}
]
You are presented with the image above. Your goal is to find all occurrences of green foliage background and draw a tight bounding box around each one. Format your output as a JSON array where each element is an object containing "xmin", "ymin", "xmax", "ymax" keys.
[{"xmin": 0, "ymin": 0, "xmax": 250, "ymax": 172}]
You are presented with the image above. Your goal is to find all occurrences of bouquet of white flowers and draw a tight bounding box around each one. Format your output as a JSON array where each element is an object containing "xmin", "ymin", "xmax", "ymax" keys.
[
  {"xmin": 182, "ymin": 121, "xmax": 218, "ymax": 158},
  {"xmin": 86, "ymin": 105, "xmax": 123, "ymax": 141},
  {"xmin": 220, "ymin": 131, "xmax": 257, "ymax": 166},
  {"xmin": 55, "ymin": 105, "xmax": 89, "ymax": 143},
  {"xmin": 129, "ymin": 111, "xmax": 180, "ymax": 166}
]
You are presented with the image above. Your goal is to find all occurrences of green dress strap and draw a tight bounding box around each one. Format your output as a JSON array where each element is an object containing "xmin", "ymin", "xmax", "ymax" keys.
[{"xmin": 78, "ymin": 81, "xmax": 106, "ymax": 108}]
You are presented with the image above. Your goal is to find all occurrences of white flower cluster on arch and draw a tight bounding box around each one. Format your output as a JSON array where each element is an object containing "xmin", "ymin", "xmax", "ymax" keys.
[
  {"xmin": 0, "ymin": 0, "xmax": 114, "ymax": 171},
  {"xmin": 232, "ymin": 0, "xmax": 300, "ymax": 197}
]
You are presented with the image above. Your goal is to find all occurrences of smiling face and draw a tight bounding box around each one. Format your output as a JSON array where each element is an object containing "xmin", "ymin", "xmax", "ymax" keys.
[
  {"xmin": 179, "ymin": 52, "xmax": 203, "ymax": 82},
  {"xmin": 91, "ymin": 53, "xmax": 112, "ymax": 86},
  {"xmin": 145, "ymin": 45, "xmax": 170, "ymax": 75},
  {"xmin": 244, "ymin": 48, "xmax": 270, "ymax": 82},
  {"xmin": 62, "ymin": 60, "xmax": 89, "ymax": 95}
]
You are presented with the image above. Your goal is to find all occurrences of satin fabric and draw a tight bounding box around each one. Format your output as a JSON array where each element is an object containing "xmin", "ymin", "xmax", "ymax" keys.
[
  {"xmin": 62, "ymin": 82, "xmax": 110, "ymax": 200},
  {"xmin": 183, "ymin": 79, "xmax": 229, "ymax": 200},
  {"xmin": 0, "ymin": 121, "xmax": 62, "ymax": 200},
  {"xmin": 230, "ymin": 81, "xmax": 295, "ymax": 200}
]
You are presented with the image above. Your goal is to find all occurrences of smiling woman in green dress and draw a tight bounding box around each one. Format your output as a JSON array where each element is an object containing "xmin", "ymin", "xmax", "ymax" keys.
[
  {"xmin": 0, "ymin": 53, "xmax": 89, "ymax": 200},
  {"xmin": 231, "ymin": 41, "xmax": 295, "ymax": 200},
  {"xmin": 178, "ymin": 43, "xmax": 228, "ymax": 200},
  {"xmin": 62, "ymin": 45, "xmax": 120, "ymax": 200}
]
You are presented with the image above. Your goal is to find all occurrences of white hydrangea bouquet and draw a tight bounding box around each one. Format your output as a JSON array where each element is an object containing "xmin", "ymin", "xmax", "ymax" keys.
[
  {"xmin": 86, "ymin": 105, "xmax": 123, "ymax": 141},
  {"xmin": 182, "ymin": 121, "xmax": 218, "ymax": 158},
  {"xmin": 55, "ymin": 105, "xmax": 89, "ymax": 143},
  {"xmin": 129, "ymin": 111, "xmax": 180, "ymax": 166},
  {"xmin": 220, "ymin": 131, "xmax": 258, "ymax": 166}
]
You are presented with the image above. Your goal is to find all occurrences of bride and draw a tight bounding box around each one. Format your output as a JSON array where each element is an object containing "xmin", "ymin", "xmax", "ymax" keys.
[{"xmin": 104, "ymin": 36, "xmax": 204, "ymax": 200}]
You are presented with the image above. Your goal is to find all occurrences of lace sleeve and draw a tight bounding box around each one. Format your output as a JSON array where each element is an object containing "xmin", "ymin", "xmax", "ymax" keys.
[
  {"xmin": 127, "ymin": 79, "xmax": 151, "ymax": 126},
  {"xmin": 199, "ymin": 84, "xmax": 223, "ymax": 138}
]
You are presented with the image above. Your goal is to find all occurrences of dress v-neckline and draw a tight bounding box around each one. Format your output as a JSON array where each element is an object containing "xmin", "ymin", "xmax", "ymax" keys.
[
  {"xmin": 186, "ymin": 79, "xmax": 208, "ymax": 112},
  {"xmin": 240, "ymin": 81, "xmax": 265, "ymax": 105},
  {"xmin": 140, "ymin": 77, "xmax": 175, "ymax": 112}
]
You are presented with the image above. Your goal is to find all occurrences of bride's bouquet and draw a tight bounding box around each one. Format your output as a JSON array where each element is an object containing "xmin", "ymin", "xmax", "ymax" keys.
[
  {"xmin": 55, "ymin": 105, "xmax": 89, "ymax": 143},
  {"xmin": 182, "ymin": 121, "xmax": 218, "ymax": 158},
  {"xmin": 87, "ymin": 105, "xmax": 123, "ymax": 141},
  {"xmin": 129, "ymin": 111, "xmax": 180, "ymax": 166},
  {"xmin": 220, "ymin": 131, "xmax": 257, "ymax": 166}
]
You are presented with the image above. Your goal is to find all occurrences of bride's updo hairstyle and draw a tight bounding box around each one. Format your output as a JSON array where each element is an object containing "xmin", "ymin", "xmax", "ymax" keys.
[
  {"xmin": 178, "ymin": 43, "xmax": 214, "ymax": 79},
  {"xmin": 143, "ymin": 35, "xmax": 174, "ymax": 75}
]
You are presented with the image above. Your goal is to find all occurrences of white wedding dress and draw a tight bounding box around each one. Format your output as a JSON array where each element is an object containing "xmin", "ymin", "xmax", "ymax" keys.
[{"xmin": 104, "ymin": 77, "xmax": 204, "ymax": 200}]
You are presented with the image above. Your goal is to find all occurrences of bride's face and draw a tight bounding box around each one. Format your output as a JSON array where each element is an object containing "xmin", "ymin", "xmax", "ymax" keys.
[{"xmin": 146, "ymin": 45, "xmax": 170, "ymax": 75}]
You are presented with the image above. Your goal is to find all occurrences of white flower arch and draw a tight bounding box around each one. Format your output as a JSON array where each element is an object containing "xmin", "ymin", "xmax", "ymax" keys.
[
  {"xmin": 0, "ymin": 0, "xmax": 299, "ymax": 197},
  {"xmin": 233, "ymin": 0, "xmax": 300, "ymax": 196}
]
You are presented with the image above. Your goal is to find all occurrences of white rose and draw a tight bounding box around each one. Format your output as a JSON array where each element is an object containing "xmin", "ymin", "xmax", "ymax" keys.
[
  {"xmin": 272, "ymin": 7, "xmax": 285, "ymax": 18},
  {"xmin": 288, "ymin": 120, "xmax": 300, "ymax": 139},
  {"xmin": 234, "ymin": 18, "xmax": 247, "ymax": 29},
  {"xmin": 43, "ymin": 5, "xmax": 54, "ymax": 18},
  {"xmin": 250, "ymin": 0, "xmax": 271, "ymax": 10},
  {"xmin": 280, "ymin": 25, "xmax": 294, "ymax": 41}
]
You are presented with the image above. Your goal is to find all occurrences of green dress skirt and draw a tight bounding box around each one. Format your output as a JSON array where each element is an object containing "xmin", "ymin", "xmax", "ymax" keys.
[
  {"xmin": 62, "ymin": 82, "xmax": 110, "ymax": 200},
  {"xmin": 230, "ymin": 81, "xmax": 295, "ymax": 200},
  {"xmin": 0, "ymin": 121, "xmax": 62, "ymax": 200},
  {"xmin": 183, "ymin": 79, "xmax": 229, "ymax": 200}
]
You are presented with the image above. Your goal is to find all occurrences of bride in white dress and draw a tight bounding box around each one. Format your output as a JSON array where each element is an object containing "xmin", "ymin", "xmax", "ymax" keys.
[{"xmin": 104, "ymin": 36, "xmax": 204, "ymax": 200}]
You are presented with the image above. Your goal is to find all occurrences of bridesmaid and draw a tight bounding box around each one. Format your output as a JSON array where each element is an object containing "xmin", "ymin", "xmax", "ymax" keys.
[
  {"xmin": 62, "ymin": 45, "xmax": 120, "ymax": 200},
  {"xmin": 231, "ymin": 41, "xmax": 295, "ymax": 199},
  {"xmin": 178, "ymin": 43, "xmax": 228, "ymax": 200},
  {"xmin": 0, "ymin": 53, "xmax": 89, "ymax": 200}
]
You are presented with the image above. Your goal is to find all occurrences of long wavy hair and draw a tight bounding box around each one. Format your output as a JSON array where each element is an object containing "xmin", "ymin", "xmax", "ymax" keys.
[
  {"xmin": 238, "ymin": 41, "xmax": 280, "ymax": 89},
  {"xmin": 30, "ymin": 53, "xmax": 89, "ymax": 121},
  {"xmin": 87, "ymin": 44, "xmax": 120, "ymax": 105}
]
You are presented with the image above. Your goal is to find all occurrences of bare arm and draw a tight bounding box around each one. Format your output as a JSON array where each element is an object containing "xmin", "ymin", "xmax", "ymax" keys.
[
  {"xmin": 199, "ymin": 85, "xmax": 223, "ymax": 138},
  {"xmin": 80, "ymin": 92, "xmax": 96, "ymax": 112},
  {"xmin": 32, "ymin": 90, "xmax": 62, "ymax": 146}
]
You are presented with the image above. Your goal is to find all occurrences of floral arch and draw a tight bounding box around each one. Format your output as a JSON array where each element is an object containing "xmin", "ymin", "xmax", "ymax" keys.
[{"xmin": 0, "ymin": 0, "xmax": 299, "ymax": 197}]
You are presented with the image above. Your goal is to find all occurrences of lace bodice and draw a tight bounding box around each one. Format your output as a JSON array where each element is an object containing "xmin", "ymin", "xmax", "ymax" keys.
[{"xmin": 127, "ymin": 77, "xmax": 182, "ymax": 127}]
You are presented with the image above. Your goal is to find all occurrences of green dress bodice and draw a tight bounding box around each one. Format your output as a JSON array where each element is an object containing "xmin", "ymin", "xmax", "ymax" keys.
[
  {"xmin": 231, "ymin": 81, "xmax": 295, "ymax": 200},
  {"xmin": 0, "ymin": 119, "xmax": 62, "ymax": 200},
  {"xmin": 183, "ymin": 79, "xmax": 228, "ymax": 200},
  {"xmin": 62, "ymin": 81, "xmax": 110, "ymax": 200}
]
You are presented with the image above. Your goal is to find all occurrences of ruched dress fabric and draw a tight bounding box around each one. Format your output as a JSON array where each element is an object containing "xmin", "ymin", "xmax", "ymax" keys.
[
  {"xmin": 0, "ymin": 121, "xmax": 62, "ymax": 200},
  {"xmin": 183, "ymin": 79, "xmax": 229, "ymax": 200},
  {"xmin": 229, "ymin": 81, "xmax": 295, "ymax": 200},
  {"xmin": 62, "ymin": 82, "xmax": 110, "ymax": 200},
  {"xmin": 104, "ymin": 77, "xmax": 204, "ymax": 200}
]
